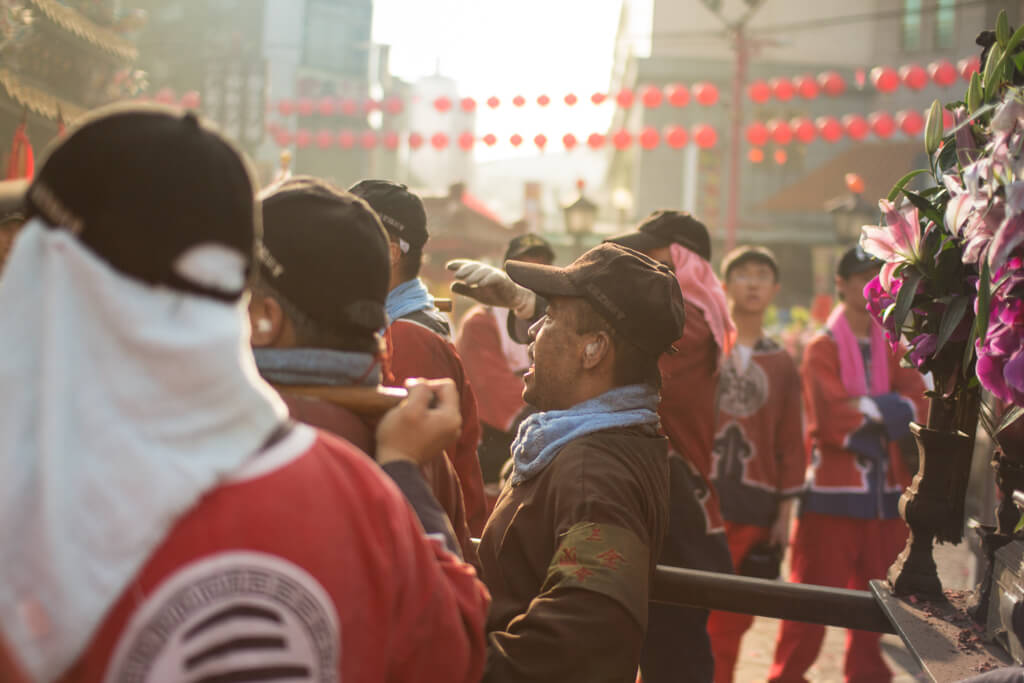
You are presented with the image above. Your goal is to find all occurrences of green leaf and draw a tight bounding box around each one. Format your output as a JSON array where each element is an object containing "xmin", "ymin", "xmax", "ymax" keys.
[
  {"xmin": 887, "ymin": 169, "xmax": 930, "ymax": 201},
  {"xmin": 1014, "ymin": 512, "xmax": 1024, "ymax": 534},
  {"xmin": 893, "ymin": 268, "xmax": 924, "ymax": 335},
  {"xmin": 984, "ymin": 43, "xmax": 1004, "ymax": 102},
  {"xmin": 998, "ymin": 405, "xmax": 1024, "ymax": 434},
  {"xmin": 935, "ymin": 295, "xmax": 970, "ymax": 354},
  {"xmin": 975, "ymin": 259, "xmax": 992, "ymax": 345},
  {"xmin": 962, "ymin": 319, "xmax": 978, "ymax": 377},
  {"xmin": 1007, "ymin": 24, "xmax": 1024, "ymax": 54},
  {"xmin": 902, "ymin": 189, "xmax": 945, "ymax": 226},
  {"xmin": 968, "ymin": 72, "xmax": 983, "ymax": 114},
  {"xmin": 997, "ymin": 10, "xmax": 1011, "ymax": 48},
  {"xmin": 925, "ymin": 100, "xmax": 944, "ymax": 156}
]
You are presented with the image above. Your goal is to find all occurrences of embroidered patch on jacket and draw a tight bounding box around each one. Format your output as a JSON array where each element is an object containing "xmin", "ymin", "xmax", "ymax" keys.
[{"xmin": 543, "ymin": 521, "xmax": 650, "ymax": 628}]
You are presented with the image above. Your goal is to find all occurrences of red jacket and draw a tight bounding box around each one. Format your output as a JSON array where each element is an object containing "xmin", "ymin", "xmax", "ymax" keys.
[
  {"xmin": 389, "ymin": 318, "xmax": 489, "ymax": 534},
  {"xmin": 57, "ymin": 426, "xmax": 490, "ymax": 683},
  {"xmin": 456, "ymin": 305, "xmax": 526, "ymax": 432}
]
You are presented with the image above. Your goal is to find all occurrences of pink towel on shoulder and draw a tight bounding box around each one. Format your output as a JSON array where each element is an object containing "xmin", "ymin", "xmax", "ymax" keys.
[
  {"xmin": 669, "ymin": 243, "xmax": 735, "ymax": 361},
  {"xmin": 826, "ymin": 303, "xmax": 890, "ymax": 396}
]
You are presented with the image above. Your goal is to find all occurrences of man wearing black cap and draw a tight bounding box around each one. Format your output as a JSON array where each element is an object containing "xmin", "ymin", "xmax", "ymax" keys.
[
  {"xmin": 475, "ymin": 243, "xmax": 684, "ymax": 683},
  {"xmin": 248, "ymin": 175, "xmax": 474, "ymax": 559},
  {"xmin": 350, "ymin": 179, "xmax": 489, "ymax": 534},
  {"xmin": 457, "ymin": 234, "xmax": 555, "ymax": 503},
  {"xmin": 769, "ymin": 246, "xmax": 925, "ymax": 683},
  {"xmin": 0, "ymin": 105, "xmax": 489, "ymax": 683}
]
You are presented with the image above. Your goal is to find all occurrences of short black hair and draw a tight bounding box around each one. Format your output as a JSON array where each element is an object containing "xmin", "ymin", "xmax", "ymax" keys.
[
  {"xmin": 721, "ymin": 245, "xmax": 779, "ymax": 282},
  {"xmin": 573, "ymin": 298, "xmax": 662, "ymax": 390}
]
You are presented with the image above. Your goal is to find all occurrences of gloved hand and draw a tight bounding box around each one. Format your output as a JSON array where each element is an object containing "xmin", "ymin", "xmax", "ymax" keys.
[{"xmin": 446, "ymin": 259, "xmax": 537, "ymax": 318}]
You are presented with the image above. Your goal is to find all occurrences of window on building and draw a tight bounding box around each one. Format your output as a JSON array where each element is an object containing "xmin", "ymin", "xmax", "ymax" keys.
[
  {"xmin": 303, "ymin": 1, "xmax": 372, "ymax": 75},
  {"xmin": 902, "ymin": 0, "xmax": 922, "ymax": 51},
  {"xmin": 935, "ymin": 0, "xmax": 956, "ymax": 48}
]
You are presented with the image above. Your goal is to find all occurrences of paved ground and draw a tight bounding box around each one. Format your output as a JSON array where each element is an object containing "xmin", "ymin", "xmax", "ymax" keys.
[{"xmin": 729, "ymin": 541, "xmax": 976, "ymax": 682}]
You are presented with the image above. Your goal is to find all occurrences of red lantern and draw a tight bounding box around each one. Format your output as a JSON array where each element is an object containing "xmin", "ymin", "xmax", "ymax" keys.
[
  {"xmin": 487, "ymin": 96, "xmax": 501, "ymax": 109},
  {"xmin": 640, "ymin": 85, "xmax": 663, "ymax": 108},
  {"xmin": 431, "ymin": 132, "xmax": 449, "ymax": 149},
  {"xmin": 274, "ymin": 130, "xmax": 293, "ymax": 147},
  {"xmin": 900, "ymin": 64, "xmax": 928, "ymax": 91},
  {"xmin": 384, "ymin": 96, "xmax": 404, "ymax": 115},
  {"xmin": 896, "ymin": 109, "xmax": 925, "ymax": 136},
  {"xmin": 745, "ymin": 121, "xmax": 769, "ymax": 146},
  {"xmin": 665, "ymin": 125, "xmax": 688, "ymax": 148},
  {"xmin": 295, "ymin": 129, "xmax": 312, "ymax": 148},
  {"xmin": 665, "ymin": 84, "xmax": 690, "ymax": 107},
  {"xmin": 794, "ymin": 75, "xmax": 819, "ymax": 100},
  {"xmin": 277, "ymin": 99, "xmax": 295, "ymax": 117},
  {"xmin": 871, "ymin": 66, "xmax": 900, "ymax": 93},
  {"xmin": 591, "ymin": 92, "xmax": 607, "ymax": 105},
  {"xmin": 460, "ymin": 97, "xmax": 476, "ymax": 112},
  {"xmin": 408, "ymin": 132, "xmax": 424, "ymax": 149},
  {"xmin": 458, "ymin": 132, "xmax": 475, "ymax": 151},
  {"xmin": 792, "ymin": 117, "xmax": 816, "ymax": 143},
  {"xmin": 639, "ymin": 126, "xmax": 659, "ymax": 149},
  {"xmin": 363, "ymin": 98, "xmax": 380, "ymax": 113},
  {"xmin": 316, "ymin": 130, "xmax": 333, "ymax": 149},
  {"xmin": 959, "ymin": 56, "xmax": 982, "ymax": 81},
  {"xmin": 512, "ymin": 95, "xmax": 526, "ymax": 107},
  {"xmin": 818, "ymin": 71, "xmax": 846, "ymax": 97},
  {"xmin": 434, "ymin": 96, "xmax": 452, "ymax": 113},
  {"xmin": 693, "ymin": 124, "xmax": 717, "ymax": 148},
  {"xmin": 929, "ymin": 60, "xmax": 958, "ymax": 88},
  {"xmin": 482, "ymin": 133, "xmax": 498, "ymax": 146},
  {"xmin": 693, "ymin": 82, "xmax": 719, "ymax": 106},
  {"xmin": 616, "ymin": 89, "xmax": 634, "ymax": 108},
  {"xmin": 587, "ymin": 132, "xmax": 606, "ymax": 149},
  {"xmin": 564, "ymin": 93, "xmax": 578, "ymax": 106},
  {"xmin": 180, "ymin": 90, "xmax": 201, "ymax": 109},
  {"xmin": 843, "ymin": 114, "xmax": 869, "ymax": 140},
  {"xmin": 768, "ymin": 119, "xmax": 792, "ymax": 145},
  {"xmin": 563, "ymin": 133, "xmax": 578, "ymax": 150},
  {"xmin": 534, "ymin": 134, "xmax": 547, "ymax": 149},
  {"xmin": 774, "ymin": 149, "xmax": 788, "ymax": 165},
  {"xmin": 770, "ymin": 78, "xmax": 794, "ymax": 102},
  {"xmin": 341, "ymin": 99, "xmax": 358, "ymax": 116},
  {"xmin": 748, "ymin": 148, "xmax": 764, "ymax": 163},
  {"xmin": 316, "ymin": 97, "xmax": 334, "ymax": 117},
  {"xmin": 537, "ymin": 94, "xmax": 550, "ymax": 107},
  {"xmin": 298, "ymin": 98, "xmax": 314, "ymax": 116},
  {"xmin": 816, "ymin": 116, "xmax": 843, "ymax": 142},
  {"xmin": 155, "ymin": 87, "xmax": 176, "ymax": 104},
  {"xmin": 510, "ymin": 133, "xmax": 523, "ymax": 147},
  {"xmin": 382, "ymin": 131, "xmax": 399, "ymax": 150},
  {"xmin": 845, "ymin": 173, "xmax": 866, "ymax": 194},
  {"xmin": 747, "ymin": 80, "xmax": 771, "ymax": 103},
  {"xmin": 360, "ymin": 131, "xmax": 377, "ymax": 149},
  {"xmin": 612, "ymin": 129, "xmax": 632, "ymax": 149},
  {"xmin": 868, "ymin": 111, "xmax": 896, "ymax": 139},
  {"xmin": 338, "ymin": 130, "xmax": 355, "ymax": 149}
]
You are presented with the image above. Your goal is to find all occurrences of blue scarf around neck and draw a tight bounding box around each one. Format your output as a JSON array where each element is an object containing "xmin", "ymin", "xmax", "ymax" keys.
[
  {"xmin": 386, "ymin": 278, "xmax": 435, "ymax": 324},
  {"xmin": 254, "ymin": 348, "xmax": 381, "ymax": 387},
  {"xmin": 509, "ymin": 384, "xmax": 661, "ymax": 486}
]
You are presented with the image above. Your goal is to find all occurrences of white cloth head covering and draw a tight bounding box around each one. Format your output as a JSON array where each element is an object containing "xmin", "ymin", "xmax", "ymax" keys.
[{"xmin": 0, "ymin": 219, "xmax": 287, "ymax": 681}]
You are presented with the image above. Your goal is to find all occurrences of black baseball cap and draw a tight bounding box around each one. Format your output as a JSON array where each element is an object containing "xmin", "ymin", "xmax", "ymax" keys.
[
  {"xmin": 348, "ymin": 179, "xmax": 428, "ymax": 253},
  {"xmin": 506, "ymin": 242, "xmax": 686, "ymax": 356},
  {"xmin": 505, "ymin": 233, "xmax": 554, "ymax": 263},
  {"xmin": 721, "ymin": 245, "xmax": 779, "ymax": 281},
  {"xmin": 260, "ymin": 176, "xmax": 390, "ymax": 336},
  {"xmin": 607, "ymin": 210, "xmax": 712, "ymax": 262},
  {"xmin": 837, "ymin": 245, "xmax": 882, "ymax": 278},
  {"xmin": 24, "ymin": 103, "xmax": 256, "ymax": 301}
]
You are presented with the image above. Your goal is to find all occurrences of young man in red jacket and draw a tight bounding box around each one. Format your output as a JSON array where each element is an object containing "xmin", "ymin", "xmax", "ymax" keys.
[
  {"xmin": 769, "ymin": 246, "xmax": 926, "ymax": 683},
  {"xmin": 705, "ymin": 246, "xmax": 805, "ymax": 683},
  {"xmin": 0, "ymin": 106, "xmax": 489, "ymax": 683},
  {"xmin": 351, "ymin": 179, "xmax": 489, "ymax": 534}
]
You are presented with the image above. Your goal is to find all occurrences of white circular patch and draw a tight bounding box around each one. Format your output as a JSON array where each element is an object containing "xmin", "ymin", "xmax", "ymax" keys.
[
  {"xmin": 104, "ymin": 552, "xmax": 340, "ymax": 683},
  {"xmin": 718, "ymin": 358, "xmax": 769, "ymax": 419}
]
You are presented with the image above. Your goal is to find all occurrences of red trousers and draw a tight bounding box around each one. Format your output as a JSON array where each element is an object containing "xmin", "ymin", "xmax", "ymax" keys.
[
  {"xmin": 768, "ymin": 512, "xmax": 907, "ymax": 683},
  {"xmin": 707, "ymin": 522, "xmax": 770, "ymax": 683}
]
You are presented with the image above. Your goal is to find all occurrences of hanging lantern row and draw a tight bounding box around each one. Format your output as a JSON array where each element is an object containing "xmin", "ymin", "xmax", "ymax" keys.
[
  {"xmin": 140, "ymin": 88, "xmax": 202, "ymax": 109},
  {"xmin": 269, "ymin": 124, "xmax": 720, "ymax": 150},
  {"xmin": 744, "ymin": 107, "xmax": 954, "ymax": 145}
]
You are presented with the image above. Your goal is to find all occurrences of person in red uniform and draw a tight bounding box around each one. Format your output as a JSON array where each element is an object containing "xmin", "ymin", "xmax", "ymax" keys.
[
  {"xmin": 457, "ymin": 233, "xmax": 555, "ymax": 502},
  {"xmin": 0, "ymin": 105, "xmax": 488, "ymax": 683},
  {"xmin": 467, "ymin": 243, "xmax": 686, "ymax": 682},
  {"xmin": 769, "ymin": 246, "xmax": 926, "ymax": 683},
  {"xmin": 705, "ymin": 246, "xmax": 805, "ymax": 683},
  {"xmin": 350, "ymin": 179, "xmax": 489, "ymax": 534},
  {"xmin": 248, "ymin": 176, "xmax": 474, "ymax": 559}
]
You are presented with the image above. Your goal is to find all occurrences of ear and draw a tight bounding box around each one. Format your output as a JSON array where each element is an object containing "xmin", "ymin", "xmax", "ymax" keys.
[
  {"xmin": 388, "ymin": 241, "xmax": 403, "ymax": 270},
  {"xmin": 581, "ymin": 331, "xmax": 613, "ymax": 371},
  {"xmin": 248, "ymin": 293, "xmax": 287, "ymax": 347}
]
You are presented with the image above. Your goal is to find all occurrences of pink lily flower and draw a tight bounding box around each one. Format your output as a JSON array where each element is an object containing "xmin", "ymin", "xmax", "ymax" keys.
[{"xmin": 860, "ymin": 200, "xmax": 922, "ymax": 279}]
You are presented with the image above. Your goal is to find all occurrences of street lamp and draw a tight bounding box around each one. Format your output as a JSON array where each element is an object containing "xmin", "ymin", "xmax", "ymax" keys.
[
  {"xmin": 563, "ymin": 181, "xmax": 598, "ymax": 253},
  {"xmin": 825, "ymin": 174, "xmax": 876, "ymax": 245}
]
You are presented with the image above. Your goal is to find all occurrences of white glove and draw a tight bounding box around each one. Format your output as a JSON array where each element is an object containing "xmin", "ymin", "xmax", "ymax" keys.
[{"xmin": 446, "ymin": 259, "xmax": 537, "ymax": 318}]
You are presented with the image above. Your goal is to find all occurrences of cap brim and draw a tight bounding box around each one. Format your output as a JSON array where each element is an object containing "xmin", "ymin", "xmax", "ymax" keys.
[
  {"xmin": 605, "ymin": 230, "xmax": 666, "ymax": 253},
  {"xmin": 505, "ymin": 260, "xmax": 578, "ymax": 298}
]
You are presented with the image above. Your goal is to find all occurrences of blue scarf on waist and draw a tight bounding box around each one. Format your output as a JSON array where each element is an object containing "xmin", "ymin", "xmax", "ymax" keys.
[
  {"xmin": 509, "ymin": 384, "xmax": 661, "ymax": 486},
  {"xmin": 386, "ymin": 278, "xmax": 435, "ymax": 324},
  {"xmin": 254, "ymin": 348, "xmax": 381, "ymax": 387}
]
